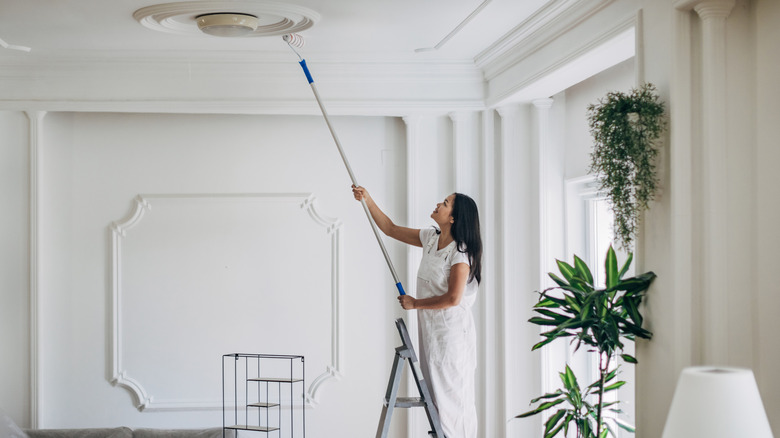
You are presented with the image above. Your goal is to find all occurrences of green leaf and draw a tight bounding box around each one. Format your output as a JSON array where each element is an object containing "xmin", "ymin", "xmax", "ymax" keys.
[
  {"xmin": 564, "ymin": 294, "xmax": 582, "ymax": 313},
  {"xmin": 515, "ymin": 398, "xmax": 565, "ymax": 418},
  {"xmin": 549, "ymin": 273, "xmax": 571, "ymax": 288},
  {"xmin": 614, "ymin": 417, "xmax": 636, "ymax": 433},
  {"xmin": 587, "ymin": 369, "xmax": 618, "ymax": 391},
  {"xmin": 561, "ymin": 365, "xmax": 578, "ymax": 391},
  {"xmin": 563, "ymin": 414, "xmax": 573, "ymax": 436},
  {"xmin": 535, "ymin": 308, "xmax": 572, "ymax": 321},
  {"xmin": 535, "ymin": 296, "xmax": 566, "ymax": 308},
  {"xmin": 602, "ymin": 421, "xmax": 615, "ymax": 438},
  {"xmin": 623, "ymin": 296, "xmax": 643, "ymax": 326},
  {"xmin": 605, "ymin": 246, "xmax": 618, "ymax": 289},
  {"xmin": 604, "ymin": 380, "xmax": 627, "ymax": 391},
  {"xmin": 529, "ymin": 317, "xmax": 564, "ymax": 327},
  {"xmin": 618, "ymin": 317, "xmax": 653, "ymax": 339},
  {"xmin": 557, "ymin": 260, "xmax": 579, "ymax": 284},
  {"xmin": 530, "ymin": 390, "xmax": 564, "ymax": 404},
  {"xmin": 618, "ymin": 252, "xmax": 633, "ymax": 279},
  {"xmin": 574, "ymin": 255, "xmax": 594, "ymax": 286},
  {"xmin": 544, "ymin": 409, "xmax": 568, "ymax": 438},
  {"xmin": 620, "ymin": 354, "xmax": 637, "ymax": 364},
  {"xmin": 609, "ymin": 275, "xmax": 654, "ymax": 294},
  {"xmin": 532, "ymin": 337, "xmax": 558, "ymax": 351}
]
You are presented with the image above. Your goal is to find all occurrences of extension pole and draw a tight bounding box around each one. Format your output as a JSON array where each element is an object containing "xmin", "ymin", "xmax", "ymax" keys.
[{"xmin": 296, "ymin": 59, "xmax": 406, "ymax": 296}]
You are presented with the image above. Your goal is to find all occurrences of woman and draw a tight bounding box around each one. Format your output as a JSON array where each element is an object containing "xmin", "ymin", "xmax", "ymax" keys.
[{"xmin": 352, "ymin": 185, "xmax": 482, "ymax": 438}]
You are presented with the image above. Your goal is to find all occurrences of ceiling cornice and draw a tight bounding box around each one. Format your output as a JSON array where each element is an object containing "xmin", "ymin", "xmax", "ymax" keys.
[{"xmin": 477, "ymin": 0, "xmax": 616, "ymax": 81}]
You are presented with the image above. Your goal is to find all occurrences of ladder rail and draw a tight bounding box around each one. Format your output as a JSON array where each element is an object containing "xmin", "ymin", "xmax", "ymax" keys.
[{"xmin": 376, "ymin": 318, "xmax": 445, "ymax": 438}]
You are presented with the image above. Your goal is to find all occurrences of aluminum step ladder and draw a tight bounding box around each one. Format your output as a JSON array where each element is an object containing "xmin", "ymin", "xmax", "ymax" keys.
[{"xmin": 376, "ymin": 318, "xmax": 444, "ymax": 438}]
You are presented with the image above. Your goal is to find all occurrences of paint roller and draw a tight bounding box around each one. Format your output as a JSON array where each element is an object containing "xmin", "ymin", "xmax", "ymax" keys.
[{"xmin": 283, "ymin": 33, "xmax": 406, "ymax": 296}]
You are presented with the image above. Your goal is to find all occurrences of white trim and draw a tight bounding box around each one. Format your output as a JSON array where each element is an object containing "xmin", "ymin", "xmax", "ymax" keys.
[
  {"xmin": 488, "ymin": 19, "xmax": 636, "ymax": 106},
  {"xmin": 25, "ymin": 110, "xmax": 46, "ymax": 428},
  {"xmin": 667, "ymin": 4, "xmax": 696, "ymax": 376},
  {"xmin": 478, "ymin": 108, "xmax": 497, "ymax": 438},
  {"xmin": 108, "ymin": 193, "xmax": 343, "ymax": 411},
  {"xmin": 532, "ymin": 98, "xmax": 554, "ymax": 396},
  {"xmin": 401, "ymin": 114, "xmax": 422, "ymax": 438},
  {"xmin": 0, "ymin": 99, "xmax": 486, "ymax": 118},
  {"xmin": 477, "ymin": 0, "xmax": 614, "ymax": 78},
  {"xmin": 692, "ymin": 0, "xmax": 735, "ymax": 366},
  {"xmin": 635, "ymin": 8, "xmax": 645, "ymax": 86}
]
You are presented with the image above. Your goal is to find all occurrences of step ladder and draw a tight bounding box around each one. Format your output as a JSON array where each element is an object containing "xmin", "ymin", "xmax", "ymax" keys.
[{"xmin": 376, "ymin": 318, "xmax": 444, "ymax": 438}]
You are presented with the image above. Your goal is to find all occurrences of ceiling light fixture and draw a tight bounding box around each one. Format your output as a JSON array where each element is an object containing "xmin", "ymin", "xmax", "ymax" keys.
[{"xmin": 196, "ymin": 13, "xmax": 259, "ymax": 37}]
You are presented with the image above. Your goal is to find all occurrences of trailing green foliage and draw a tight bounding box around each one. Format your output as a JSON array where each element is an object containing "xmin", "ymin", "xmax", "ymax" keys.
[
  {"xmin": 518, "ymin": 246, "xmax": 655, "ymax": 438},
  {"xmin": 587, "ymin": 83, "xmax": 666, "ymax": 250}
]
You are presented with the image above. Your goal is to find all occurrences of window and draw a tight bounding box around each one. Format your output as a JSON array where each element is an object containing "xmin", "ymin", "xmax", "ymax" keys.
[{"xmin": 541, "ymin": 175, "xmax": 635, "ymax": 436}]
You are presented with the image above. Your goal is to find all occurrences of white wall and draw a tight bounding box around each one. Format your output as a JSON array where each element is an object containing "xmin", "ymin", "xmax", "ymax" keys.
[
  {"xmin": 24, "ymin": 111, "xmax": 416, "ymax": 434},
  {"xmin": 638, "ymin": 0, "xmax": 779, "ymax": 436},
  {"xmin": 562, "ymin": 58, "xmax": 636, "ymax": 181},
  {"xmin": 754, "ymin": 0, "xmax": 780, "ymax": 432}
]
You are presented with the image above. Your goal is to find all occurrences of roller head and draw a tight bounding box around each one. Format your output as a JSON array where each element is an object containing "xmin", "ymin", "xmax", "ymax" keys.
[{"xmin": 282, "ymin": 33, "xmax": 305, "ymax": 48}]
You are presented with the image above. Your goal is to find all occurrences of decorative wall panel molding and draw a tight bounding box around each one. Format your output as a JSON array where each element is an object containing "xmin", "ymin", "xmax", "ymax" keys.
[{"xmin": 109, "ymin": 193, "xmax": 343, "ymax": 411}]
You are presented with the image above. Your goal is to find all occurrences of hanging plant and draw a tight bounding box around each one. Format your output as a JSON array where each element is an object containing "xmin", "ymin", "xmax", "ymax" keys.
[{"xmin": 587, "ymin": 83, "xmax": 666, "ymax": 250}]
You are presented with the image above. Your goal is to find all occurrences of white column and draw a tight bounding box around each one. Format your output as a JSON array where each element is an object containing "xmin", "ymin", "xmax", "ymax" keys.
[
  {"xmin": 401, "ymin": 114, "xmax": 425, "ymax": 438},
  {"xmin": 478, "ymin": 109, "xmax": 498, "ymax": 438},
  {"xmin": 25, "ymin": 110, "xmax": 46, "ymax": 428},
  {"xmin": 531, "ymin": 99, "xmax": 553, "ymax": 290},
  {"xmin": 496, "ymin": 104, "xmax": 539, "ymax": 438},
  {"xmin": 449, "ymin": 111, "xmax": 480, "ymax": 196},
  {"xmin": 668, "ymin": 1, "xmax": 697, "ymax": 371},
  {"xmin": 693, "ymin": 0, "xmax": 735, "ymax": 366},
  {"xmin": 531, "ymin": 98, "xmax": 557, "ymax": 397}
]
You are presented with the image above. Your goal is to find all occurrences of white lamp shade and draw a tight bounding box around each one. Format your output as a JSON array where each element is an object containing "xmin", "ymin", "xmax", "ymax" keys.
[{"xmin": 662, "ymin": 366, "xmax": 774, "ymax": 438}]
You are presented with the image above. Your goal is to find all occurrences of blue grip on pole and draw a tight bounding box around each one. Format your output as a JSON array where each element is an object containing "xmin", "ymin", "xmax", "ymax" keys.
[
  {"xmin": 395, "ymin": 282, "xmax": 406, "ymax": 296},
  {"xmin": 299, "ymin": 59, "xmax": 314, "ymax": 84}
]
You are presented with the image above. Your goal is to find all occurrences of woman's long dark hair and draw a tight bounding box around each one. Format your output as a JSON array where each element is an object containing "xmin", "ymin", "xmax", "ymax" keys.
[{"xmin": 451, "ymin": 193, "xmax": 482, "ymax": 284}]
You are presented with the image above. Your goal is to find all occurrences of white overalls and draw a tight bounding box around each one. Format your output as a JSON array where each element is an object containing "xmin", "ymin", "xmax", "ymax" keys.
[{"xmin": 416, "ymin": 227, "xmax": 478, "ymax": 438}]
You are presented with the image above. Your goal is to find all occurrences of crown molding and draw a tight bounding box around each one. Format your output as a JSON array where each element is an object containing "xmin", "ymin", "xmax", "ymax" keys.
[
  {"xmin": 0, "ymin": 98, "xmax": 485, "ymax": 117},
  {"xmin": 477, "ymin": 0, "xmax": 616, "ymax": 80},
  {"xmin": 486, "ymin": 5, "xmax": 636, "ymax": 106},
  {"xmin": 0, "ymin": 55, "xmax": 484, "ymax": 116}
]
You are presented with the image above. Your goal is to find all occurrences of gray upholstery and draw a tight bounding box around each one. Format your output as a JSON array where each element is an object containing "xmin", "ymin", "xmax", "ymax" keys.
[
  {"xmin": 23, "ymin": 427, "xmax": 234, "ymax": 438},
  {"xmin": 133, "ymin": 428, "xmax": 229, "ymax": 438},
  {"xmin": 24, "ymin": 428, "xmax": 133, "ymax": 438}
]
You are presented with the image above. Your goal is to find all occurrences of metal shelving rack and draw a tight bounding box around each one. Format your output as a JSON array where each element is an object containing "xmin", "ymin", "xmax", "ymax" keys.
[{"xmin": 222, "ymin": 354, "xmax": 305, "ymax": 438}]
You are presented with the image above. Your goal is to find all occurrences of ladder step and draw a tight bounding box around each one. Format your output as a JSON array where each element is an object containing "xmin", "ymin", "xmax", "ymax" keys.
[
  {"xmin": 247, "ymin": 377, "xmax": 303, "ymax": 383},
  {"xmin": 391, "ymin": 397, "xmax": 426, "ymax": 408},
  {"xmin": 248, "ymin": 402, "xmax": 280, "ymax": 408},
  {"xmin": 226, "ymin": 425, "xmax": 280, "ymax": 432}
]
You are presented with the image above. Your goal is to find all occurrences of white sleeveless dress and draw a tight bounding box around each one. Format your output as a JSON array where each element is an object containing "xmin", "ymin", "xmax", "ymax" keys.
[{"xmin": 415, "ymin": 227, "xmax": 478, "ymax": 438}]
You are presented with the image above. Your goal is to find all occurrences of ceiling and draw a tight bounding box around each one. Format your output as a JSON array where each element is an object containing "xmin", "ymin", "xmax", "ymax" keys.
[
  {"xmin": 0, "ymin": 0, "xmax": 551, "ymax": 62},
  {"xmin": 0, "ymin": 0, "xmax": 635, "ymax": 114}
]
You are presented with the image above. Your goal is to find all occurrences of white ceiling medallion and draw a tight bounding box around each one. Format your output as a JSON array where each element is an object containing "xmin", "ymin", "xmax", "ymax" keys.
[{"xmin": 133, "ymin": 1, "xmax": 319, "ymax": 38}]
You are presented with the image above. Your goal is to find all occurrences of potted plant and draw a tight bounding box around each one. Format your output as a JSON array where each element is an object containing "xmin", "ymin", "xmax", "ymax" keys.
[
  {"xmin": 587, "ymin": 83, "xmax": 666, "ymax": 250},
  {"xmin": 517, "ymin": 246, "xmax": 655, "ymax": 438}
]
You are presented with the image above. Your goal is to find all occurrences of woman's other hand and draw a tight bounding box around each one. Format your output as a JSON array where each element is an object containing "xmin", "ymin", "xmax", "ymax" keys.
[
  {"xmin": 352, "ymin": 185, "xmax": 368, "ymax": 202},
  {"xmin": 398, "ymin": 295, "xmax": 417, "ymax": 310}
]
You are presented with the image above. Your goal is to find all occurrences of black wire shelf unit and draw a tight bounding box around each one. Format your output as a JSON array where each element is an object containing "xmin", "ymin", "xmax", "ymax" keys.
[{"xmin": 222, "ymin": 353, "xmax": 305, "ymax": 438}]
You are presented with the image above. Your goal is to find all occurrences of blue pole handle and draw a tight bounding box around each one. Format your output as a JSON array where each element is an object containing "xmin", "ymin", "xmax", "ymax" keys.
[
  {"xmin": 299, "ymin": 59, "xmax": 314, "ymax": 84},
  {"xmin": 395, "ymin": 282, "xmax": 406, "ymax": 296}
]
